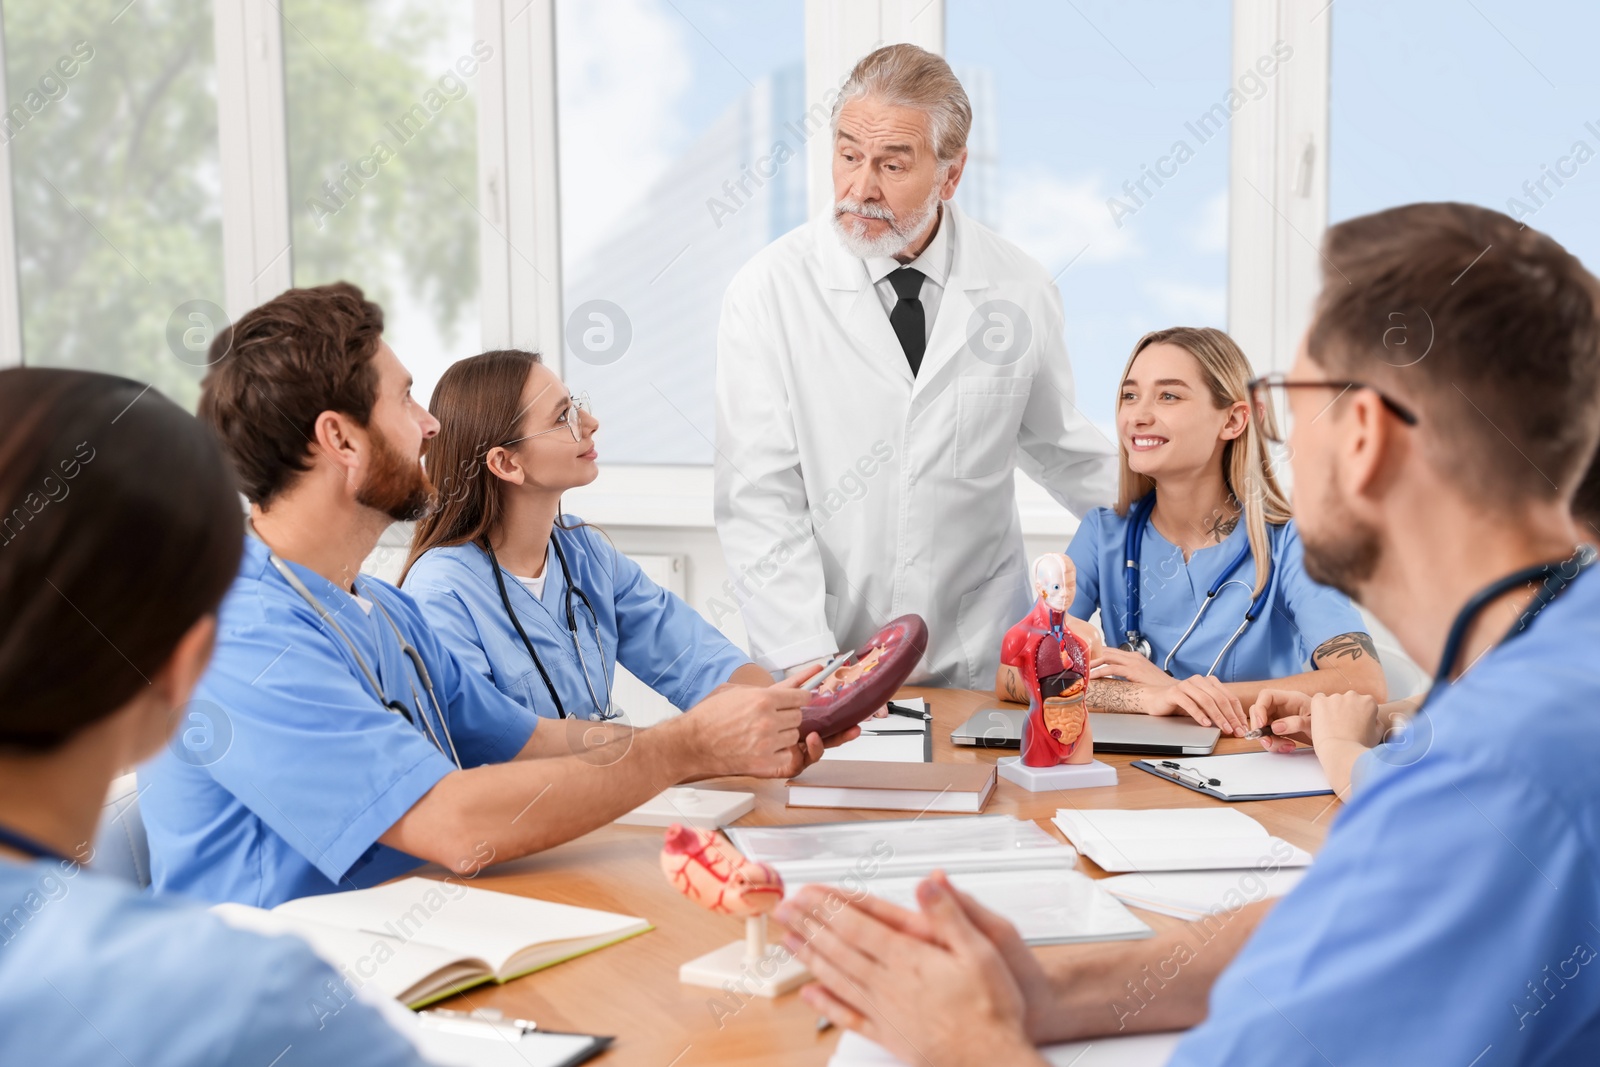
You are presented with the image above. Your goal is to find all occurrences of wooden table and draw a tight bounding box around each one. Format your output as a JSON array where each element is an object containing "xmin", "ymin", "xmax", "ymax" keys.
[{"xmin": 427, "ymin": 689, "xmax": 1338, "ymax": 1066}]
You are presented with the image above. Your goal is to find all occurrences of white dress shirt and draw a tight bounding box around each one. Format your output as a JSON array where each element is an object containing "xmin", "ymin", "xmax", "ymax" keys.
[{"xmin": 865, "ymin": 204, "xmax": 953, "ymax": 346}]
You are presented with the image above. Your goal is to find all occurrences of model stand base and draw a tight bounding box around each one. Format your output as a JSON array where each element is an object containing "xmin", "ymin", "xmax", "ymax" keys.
[
  {"xmin": 679, "ymin": 941, "xmax": 809, "ymax": 998},
  {"xmin": 997, "ymin": 757, "xmax": 1116, "ymax": 791},
  {"xmin": 616, "ymin": 786, "xmax": 755, "ymax": 829}
]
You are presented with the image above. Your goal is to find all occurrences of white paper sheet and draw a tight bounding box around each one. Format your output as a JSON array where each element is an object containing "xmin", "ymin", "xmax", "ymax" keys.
[
  {"xmin": 1053, "ymin": 808, "xmax": 1312, "ymax": 873},
  {"xmin": 821, "ymin": 868, "xmax": 1151, "ymax": 945},
  {"xmin": 830, "ymin": 1028, "xmax": 1183, "ymax": 1066}
]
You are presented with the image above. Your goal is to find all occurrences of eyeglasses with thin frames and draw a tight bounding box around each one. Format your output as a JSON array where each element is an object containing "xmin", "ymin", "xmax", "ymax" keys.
[
  {"xmin": 501, "ymin": 392, "xmax": 593, "ymax": 447},
  {"xmin": 1247, "ymin": 374, "xmax": 1418, "ymax": 444}
]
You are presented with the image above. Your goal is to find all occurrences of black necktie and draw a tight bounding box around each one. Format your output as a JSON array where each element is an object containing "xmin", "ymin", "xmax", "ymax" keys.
[{"xmin": 888, "ymin": 267, "xmax": 926, "ymax": 376}]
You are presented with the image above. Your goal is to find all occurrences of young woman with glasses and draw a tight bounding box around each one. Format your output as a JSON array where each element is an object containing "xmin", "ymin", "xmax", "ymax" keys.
[{"xmin": 402, "ymin": 350, "xmax": 775, "ymax": 723}]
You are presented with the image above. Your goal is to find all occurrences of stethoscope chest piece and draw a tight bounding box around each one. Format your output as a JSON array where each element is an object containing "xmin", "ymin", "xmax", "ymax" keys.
[{"xmin": 1120, "ymin": 635, "xmax": 1153, "ymax": 659}]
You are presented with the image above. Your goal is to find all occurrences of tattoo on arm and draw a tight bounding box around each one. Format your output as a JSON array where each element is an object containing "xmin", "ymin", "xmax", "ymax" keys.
[
  {"xmin": 1314, "ymin": 631, "xmax": 1379, "ymax": 665},
  {"xmin": 1088, "ymin": 679, "xmax": 1144, "ymax": 713},
  {"xmin": 998, "ymin": 667, "xmax": 1030, "ymax": 704}
]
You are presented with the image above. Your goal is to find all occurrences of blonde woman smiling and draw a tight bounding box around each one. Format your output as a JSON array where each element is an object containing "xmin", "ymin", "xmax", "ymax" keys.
[{"xmin": 1001, "ymin": 327, "xmax": 1386, "ymax": 734}]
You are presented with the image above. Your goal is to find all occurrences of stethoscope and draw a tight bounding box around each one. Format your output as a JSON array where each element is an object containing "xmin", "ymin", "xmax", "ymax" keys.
[
  {"xmin": 1118, "ymin": 493, "xmax": 1272, "ymax": 677},
  {"xmin": 255, "ymin": 526, "xmax": 463, "ymax": 769},
  {"xmin": 485, "ymin": 531, "xmax": 617, "ymax": 721},
  {"xmin": 1424, "ymin": 543, "xmax": 1596, "ymax": 705},
  {"xmin": 0, "ymin": 822, "xmax": 72, "ymax": 866}
]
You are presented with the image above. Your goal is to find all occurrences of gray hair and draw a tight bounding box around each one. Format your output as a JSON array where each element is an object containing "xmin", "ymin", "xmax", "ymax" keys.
[{"xmin": 830, "ymin": 44, "xmax": 971, "ymax": 164}]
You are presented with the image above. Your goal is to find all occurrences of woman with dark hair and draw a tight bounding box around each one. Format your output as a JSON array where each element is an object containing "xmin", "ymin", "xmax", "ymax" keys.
[
  {"xmin": 0, "ymin": 369, "xmax": 429, "ymax": 1065},
  {"xmin": 402, "ymin": 350, "xmax": 773, "ymax": 721}
]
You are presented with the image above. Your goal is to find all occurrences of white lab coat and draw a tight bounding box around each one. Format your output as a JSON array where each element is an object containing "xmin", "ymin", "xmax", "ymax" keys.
[{"xmin": 713, "ymin": 201, "xmax": 1117, "ymax": 690}]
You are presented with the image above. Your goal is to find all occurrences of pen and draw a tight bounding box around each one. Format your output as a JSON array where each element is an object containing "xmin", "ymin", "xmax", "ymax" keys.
[
  {"xmin": 801, "ymin": 651, "xmax": 852, "ymax": 691},
  {"xmin": 884, "ymin": 703, "xmax": 930, "ymax": 720}
]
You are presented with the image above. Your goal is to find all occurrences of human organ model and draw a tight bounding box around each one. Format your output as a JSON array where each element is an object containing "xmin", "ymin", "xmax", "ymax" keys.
[
  {"xmin": 660, "ymin": 824, "xmax": 783, "ymax": 917},
  {"xmin": 799, "ymin": 613, "xmax": 929, "ymax": 739},
  {"xmin": 660, "ymin": 824, "xmax": 808, "ymax": 996},
  {"xmin": 999, "ymin": 553, "xmax": 1093, "ymax": 767}
]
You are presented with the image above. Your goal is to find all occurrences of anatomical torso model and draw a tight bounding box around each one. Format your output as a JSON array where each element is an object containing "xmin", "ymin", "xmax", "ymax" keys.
[{"xmin": 999, "ymin": 553, "xmax": 1094, "ymax": 767}]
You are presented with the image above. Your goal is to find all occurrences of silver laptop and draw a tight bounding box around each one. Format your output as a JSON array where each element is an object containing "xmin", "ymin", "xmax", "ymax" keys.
[{"xmin": 950, "ymin": 708, "xmax": 1221, "ymax": 755}]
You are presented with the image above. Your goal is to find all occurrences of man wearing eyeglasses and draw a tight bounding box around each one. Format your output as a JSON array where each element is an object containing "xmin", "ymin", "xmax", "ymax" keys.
[{"xmin": 775, "ymin": 202, "xmax": 1600, "ymax": 1066}]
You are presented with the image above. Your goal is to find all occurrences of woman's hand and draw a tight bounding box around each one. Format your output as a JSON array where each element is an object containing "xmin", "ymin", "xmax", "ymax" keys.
[
  {"xmin": 1142, "ymin": 675, "xmax": 1249, "ymax": 736},
  {"xmin": 1089, "ymin": 645, "xmax": 1172, "ymax": 687}
]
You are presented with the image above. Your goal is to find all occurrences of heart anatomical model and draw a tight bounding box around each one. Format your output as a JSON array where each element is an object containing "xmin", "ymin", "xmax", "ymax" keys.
[{"xmin": 660, "ymin": 824, "xmax": 784, "ymax": 917}]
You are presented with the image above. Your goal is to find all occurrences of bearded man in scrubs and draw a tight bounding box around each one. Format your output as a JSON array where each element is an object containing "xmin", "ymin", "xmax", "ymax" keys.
[{"xmin": 141, "ymin": 282, "xmax": 844, "ymax": 908}]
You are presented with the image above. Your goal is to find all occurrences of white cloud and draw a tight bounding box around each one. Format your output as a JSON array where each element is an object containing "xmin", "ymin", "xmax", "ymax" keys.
[
  {"xmin": 1000, "ymin": 167, "xmax": 1141, "ymax": 273},
  {"xmin": 556, "ymin": 0, "xmax": 694, "ymax": 266},
  {"xmin": 1144, "ymin": 279, "xmax": 1226, "ymax": 324},
  {"xmin": 1191, "ymin": 187, "xmax": 1228, "ymax": 254}
]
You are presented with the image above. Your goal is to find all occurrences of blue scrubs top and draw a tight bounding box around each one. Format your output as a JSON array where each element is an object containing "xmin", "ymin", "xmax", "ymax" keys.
[
  {"xmin": 403, "ymin": 519, "xmax": 750, "ymax": 720},
  {"xmin": 0, "ymin": 859, "xmax": 428, "ymax": 1065},
  {"xmin": 141, "ymin": 535, "xmax": 540, "ymax": 908},
  {"xmin": 1066, "ymin": 506, "xmax": 1366, "ymax": 681},
  {"xmin": 1171, "ymin": 566, "xmax": 1600, "ymax": 1065}
]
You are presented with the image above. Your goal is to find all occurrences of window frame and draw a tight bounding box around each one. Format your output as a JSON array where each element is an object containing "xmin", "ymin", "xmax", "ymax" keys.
[{"xmin": 0, "ymin": 0, "xmax": 1325, "ymax": 528}]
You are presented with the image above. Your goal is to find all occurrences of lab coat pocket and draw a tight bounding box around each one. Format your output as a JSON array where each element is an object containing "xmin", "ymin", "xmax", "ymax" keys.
[{"xmin": 953, "ymin": 377, "xmax": 1030, "ymax": 479}]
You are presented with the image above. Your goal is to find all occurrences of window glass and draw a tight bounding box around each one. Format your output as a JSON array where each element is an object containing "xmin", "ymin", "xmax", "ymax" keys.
[
  {"xmin": 1330, "ymin": 0, "xmax": 1599, "ymax": 273},
  {"xmin": 283, "ymin": 0, "xmax": 481, "ymax": 405},
  {"xmin": 947, "ymin": 0, "xmax": 1235, "ymax": 438},
  {"xmin": 556, "ymin": 0, "xmax": 806, "ymax": 464},
  {"xmin": 4, "ymin": 0, "xmax": 224, "ymax": 407}
]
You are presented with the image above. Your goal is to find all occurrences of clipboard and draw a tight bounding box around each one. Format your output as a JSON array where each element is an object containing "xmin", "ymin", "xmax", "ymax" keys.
[{"xmin": 1132, "ymin": 750, "xmax": 1334, "ymax": 802}]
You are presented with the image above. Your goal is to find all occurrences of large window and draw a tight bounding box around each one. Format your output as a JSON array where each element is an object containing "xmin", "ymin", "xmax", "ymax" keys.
[
  {"xmin": 1330, "ymin": 0, "xmax": 1599, "ymax": 274},
  {"xmin": 14, "ymin": 1, "xmax": 1588, "ymax": 500},
  {"xmin": 282, "ymin": 0, "xmax": 480, "ymax": 405},
  {"xmin": 555, "ymin": 0, "xmax": 806, "ymax": 465},
  {"xmin": 946, "ymin": 0, "xmax": 1234, "ymax": 439},
  {"xmin": 4, "ymin": 0, "xmax": 223, "ymax": 408}
]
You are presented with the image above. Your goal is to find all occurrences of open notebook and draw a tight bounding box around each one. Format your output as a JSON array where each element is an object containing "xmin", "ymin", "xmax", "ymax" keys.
[{"xmin": 213, "ymin": 877, "xmax": 650, "ymax": 1008}]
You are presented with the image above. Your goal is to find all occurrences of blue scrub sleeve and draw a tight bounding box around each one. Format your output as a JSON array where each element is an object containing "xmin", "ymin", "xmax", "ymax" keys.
[
  {"xmin": 397, "ymin": 592, "xmax": 543, "ymax": 760},
  {"xmin": 590, "ymin": 528, "xmax": 750, "ymax": 709},
  {"xmin": 1273, "ymin": 523, "xmax": 1369, "ymax": 664},
  {"xmin": 1065, "ymin": 507, "xmax": 1106, "ymax": 620},
  {"xmin": 196, "ymin": 614, "xmax": 459, "ymax": 888},
  {"xmin": 1170, "ymin": 729, "xmax": 1600, "ymax": 1065}
]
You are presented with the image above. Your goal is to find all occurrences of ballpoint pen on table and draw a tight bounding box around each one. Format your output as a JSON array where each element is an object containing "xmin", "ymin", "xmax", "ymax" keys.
[{"xmin": 885, "ymin": 704, "xmax": 931, "ymax": 720}]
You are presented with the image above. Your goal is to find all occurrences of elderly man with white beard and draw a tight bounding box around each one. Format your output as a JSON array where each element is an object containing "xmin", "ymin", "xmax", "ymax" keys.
[{"xmin": 713, "ymin": 43, "xmax": 1116, "ymax": 691}]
